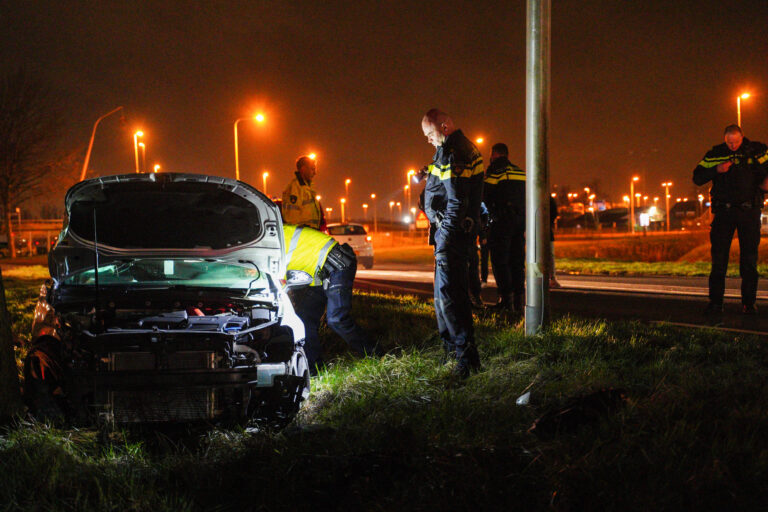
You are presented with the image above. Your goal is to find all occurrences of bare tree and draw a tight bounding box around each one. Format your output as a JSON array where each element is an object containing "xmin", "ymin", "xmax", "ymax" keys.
[
  {"xmin": 0, "ymin": 67, "xmax": 64, "ymax": 258},
  {"xmin": 0, "ymin": 67, "xmax": 64, "ymax": 419}
]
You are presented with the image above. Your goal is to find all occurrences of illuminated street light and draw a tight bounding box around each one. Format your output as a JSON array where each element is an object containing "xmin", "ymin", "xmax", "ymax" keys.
[
  {"xmin": 623, "ymin": 195, "xmax": 630, "ymax": 204},
  {"xmin": 138, "ymin": 142, "xmax": 146, "ymax": 173},
  {"xmin": 396, "ymin": 201, "xmax": 402, "ymax": 219},
  {"xmin": 133, "ymin": 131, "xmax": 144, "ymax": 174},
  {"xmin": 153, "ymin": 164, "xmax": 161, "ymax": 173},
  {"xmin": 233, "ymin": 114, "xmax": 266, "ymax": 181},
  {"xmin": 737, "ymin": 92, "xmax": 751, "ymax": 127},
  {"xmin": 362, "ymin": 203, "xmax": 369, "ymax": 220},
  {"xmin": 371, "ymin": 193, "xmax": 378, "ymax": 232},
  {"xmin": 340, "ymin": 198, "xmax": 346, "ymax": 223},
  {"xmin": 643, "ymin": 195, "xmax": 648, "ymax": 207},
  {"xmin": 551, "ymin": 193, "xmax": 557, "ymax": 198},
  {"xmin": 81, "ymin": 105, "xmax": 124, "ymax": 181},
  {"xmin": 404, "ymin": 184, "xmax": 410, "ymax": 210},
  {"xmin": 262, "ymin": 171, "xmax": 269, "ymax": 196},
  {"xmin": 476, "ymin": 137, "xmax": 484, "ymax": 144},
  {"xmin": 308, "ymin": 153, "xmax": 317, "ymax": 160},
  {"xmin": 630, "ymin": 176, "xmax": 640, "ymax": 233},
  {"xmin": 389, "ymin": 200, "xmax": 395, "ymax": 222},
  {"xmin": 345, "ymin": 178, "xmax": 351, "ymax": 197},
  {"xmin": 662, "ymin": 182, "xmax": 673, "ymax": 231}
]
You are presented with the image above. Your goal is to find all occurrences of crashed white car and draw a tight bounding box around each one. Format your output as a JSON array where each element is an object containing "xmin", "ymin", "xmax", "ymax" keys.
[{"xmin": 24, "ymin": 173, "xmax": 310, "ymax": 425}]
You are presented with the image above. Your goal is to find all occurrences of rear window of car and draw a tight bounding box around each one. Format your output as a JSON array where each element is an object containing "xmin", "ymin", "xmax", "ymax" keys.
[{"xmin": 328, "ymin": 225, "xmax": 367, "ymax": 235}]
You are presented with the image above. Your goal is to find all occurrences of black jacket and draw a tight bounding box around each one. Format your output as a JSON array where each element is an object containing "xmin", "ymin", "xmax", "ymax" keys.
[
  {"xmin": 423, "ymin": 129, "xmax": 484, "ymax": 251},
  {"xmin": 483, "ymin": 156, "xmax": 526, "ymax": 231},
  {"xmin": 693, "ymin": 138, "xmax": 768, "ymax": 207}
]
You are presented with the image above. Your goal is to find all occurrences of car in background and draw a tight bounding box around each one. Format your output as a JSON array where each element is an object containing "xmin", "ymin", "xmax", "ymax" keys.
[
  {"xmin": 327, "ymin": 223, "xmax": 374, "ymax": 269},
  {"xmin": 24, "ymin": 173, "xmax": 311, "ymax": 426}
]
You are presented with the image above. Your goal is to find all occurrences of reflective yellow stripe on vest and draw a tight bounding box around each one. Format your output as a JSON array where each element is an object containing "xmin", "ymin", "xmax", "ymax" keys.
[{"xmin": 283, "ymin": 224, "xmax": 339, "ymax": 286}]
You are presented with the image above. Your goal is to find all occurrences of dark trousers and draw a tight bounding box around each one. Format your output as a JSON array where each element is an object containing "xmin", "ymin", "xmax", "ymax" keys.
[
  {"xmin": 480, "ymin": 239, "xmax": 489, "ymax": 282},
  {"xmin": 292, "ymin": 261, "xmax": 375, "ymax": 369},
  {"xmin": 488, "ymin": 226, "xmax": 525, "ymax": 299},
  {"xmin": 434, "ymin": 247, "xmax": 477, "ymax": 365},
  {"xmin": 467, "ymin": 238, "xmax": 481, "ymax": 297},
  {"xmin": 709, "ymin": 207, "xmax": 761, "ymax": 306}
]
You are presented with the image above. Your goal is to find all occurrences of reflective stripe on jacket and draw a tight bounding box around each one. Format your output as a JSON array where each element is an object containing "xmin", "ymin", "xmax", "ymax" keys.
[
  {"xmin": 282, "ymin": 172, "xmax": 321, "ymax": 229},
  {"xmin": 283, "ymin": 224, "xmax": 338, "ymax": 286}
]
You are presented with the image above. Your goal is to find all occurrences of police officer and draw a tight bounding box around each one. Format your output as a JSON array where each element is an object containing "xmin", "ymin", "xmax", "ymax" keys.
[
  {"xmin": 283, "ymin": 224, "xmax": 380, "ymax": 373},
  {"xmin": 483, "ymin": 143, "xmax": 526, "ymax": 311},
  {"xmin": 693, "ymin": 124, "xmax": 768, "ymax": 315},
  {"xmin": 421, "ymin": 108, "xmax": 483, "ymax": 378},
  {"xmin": 282, "ymin": 156, "xmax": 322, "ymax": 229}
]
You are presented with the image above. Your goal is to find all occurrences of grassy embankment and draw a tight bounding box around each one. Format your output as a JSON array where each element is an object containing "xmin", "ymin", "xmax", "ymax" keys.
[
  {"xmin": 376, "ymin": 233, "xmax": 768, "ymax": 277},
  {"xmin": 2, "ymin": 270, "xmax": 768, "ymax": 510}
]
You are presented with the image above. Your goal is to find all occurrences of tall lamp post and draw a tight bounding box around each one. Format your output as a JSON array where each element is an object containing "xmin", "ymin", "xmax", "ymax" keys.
[
  {"xmin": 662, "ymin": 181, "xmax": 672, "ymax": 231},
  {"xmin": 362, "ymin": 203, "xmax": 369, "ymax": 220},
  {"xmin": 133, "ymin": 131, "xmax": 144, "ymax": 174},
  {"xmin": 138, "ymin": 142, "xmax": 146, "ymax": 173},
  {"xmin": 340, "ymin": 198, "xmax": 346, "ymax": 223},
  {"xmin": 371, "ymin": 193, "xmax": 378, "ymax": 232},
  {"xmin": 153, "ymin": 164, "xmax": 161, "ymax": 173},
  {"xmin": 388, "ymin": 201, "xmax": 395, "ymax": 223},
  {"xmin": 737, "ymin": 93, "xmax": 750, "ymax": 127},
  {"xmin": 81, "ymin": 106, "xmax": 124, "ymax": 181},
  {"xmin": 233, "ymin": 113, "xmax": 265, "ymax": 181},
  {"xmin": 262, "ymin": 172, "xmax": 269, "ymax": 196},
  {"xmin": 396, "ymin": 201, "xmax": 402, "ymax": 219},
  {"xmin": 629, "ymin": 176, "xmax": 639, "ymax": 234}
]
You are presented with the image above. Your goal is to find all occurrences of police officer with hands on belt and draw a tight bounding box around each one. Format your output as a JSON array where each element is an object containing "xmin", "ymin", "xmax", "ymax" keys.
[
  {"xmin": 483, "ymin": 142, "xmax": 526, "ymax": 312},
  {"xmin": 283, "ymin": 155, "xmax": 323, "ymax": 229},
  {"xmin": 693, "ymin": 124, "xmax": 768, "ymax": 316},
  {"xmin": 283, "ymin": 224, "xmax": 381, "ymax": 374},
  {"xmin": 420, "ymin": 108, "xmax": 484, "ymax": 379}
]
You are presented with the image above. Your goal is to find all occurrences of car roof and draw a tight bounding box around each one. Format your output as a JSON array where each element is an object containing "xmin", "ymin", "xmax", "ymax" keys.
[{"xmin": 327, "ymin": 223, "xmax": 363, "ymax": 228}]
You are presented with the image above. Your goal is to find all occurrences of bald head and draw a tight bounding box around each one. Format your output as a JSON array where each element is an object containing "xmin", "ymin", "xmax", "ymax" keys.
[{"xmin": 421, "ymin": 108, "xmax": 456, "ymax": 147}]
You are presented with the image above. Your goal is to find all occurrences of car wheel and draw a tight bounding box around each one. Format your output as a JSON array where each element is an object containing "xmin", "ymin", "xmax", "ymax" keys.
[
  {"xmin": 363, "ymin": 258, "xmax": 374, "ymax": 270},
  {"xmin": 289, "ymin": 347, "xmax": 311, "ymax": 404}
]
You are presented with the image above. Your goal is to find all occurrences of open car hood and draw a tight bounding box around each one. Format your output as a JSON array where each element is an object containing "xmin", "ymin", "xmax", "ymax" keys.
[{"xmin": 50, "ymin": 173, "xmax": 284, "ymax": 282}]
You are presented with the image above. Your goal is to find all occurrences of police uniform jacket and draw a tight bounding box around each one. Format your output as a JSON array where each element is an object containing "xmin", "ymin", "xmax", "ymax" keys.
[
  {"xmin": 693, "ymin": 138, "xmax": 768, "ymax": 209},
  {"xmin": 423, "ymin": 129, "xmax": 484, "ymax": 252},
  {"xmin": 282, "ymin": 172, "xmax": 322, "ymax": 229},
  {"xmin": 283, "ymin": 224, "xmax": 338, "ymax": 286},
  {"xmin": 483, "ymin": 156, "xmax": 526, "ymax": 231}
]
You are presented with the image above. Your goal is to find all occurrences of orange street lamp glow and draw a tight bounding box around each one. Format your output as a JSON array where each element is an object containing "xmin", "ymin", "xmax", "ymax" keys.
[
  {"xmin": 737, "ymin": 93, "xmax": 751, "ymax": 126},
  {"xmin": 234, "ymin": 115, "xmax": 267, "ymax": 181},
  {"xmin": 362, "ymin": 203, "xmax": 369, "ymax": 220},
  {"xmin": 316, "ymin": 195, "xmax": 321, "ymax": 201},
  {"xmin": 345, "ymin": 178, "xmax": 351, "ymax": 198},
  {"xmin": 262, "ymin": 171, "xmax": 269, "ymax": 196},
  {"xmin": 133, "ymin": 131, "xmax": 144, "ymax": 173},
  {"xmin": 476, "ymin": 137, "xmax": 484, "ymax": 144},
  {"xmin": 255, "ymin": 113, "xmax": 265, "ymax": 123},
  {"xmin": 340, "ymin": 197, "xmax": 347, "ymax": 223},
  {"xmin": 308, "ymin": 153, "xmax": 317, "ymax": 160},
  {"xmin": 153, "ymin": 164, "xmax": 160, "ymax": 173},
  {"xmin": 551, "ymin": 193, "xmax": 557, "ymax": 198}
]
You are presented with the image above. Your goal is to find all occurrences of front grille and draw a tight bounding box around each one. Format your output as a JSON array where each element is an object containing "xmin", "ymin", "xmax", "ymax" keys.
[
  {"xmin": 108, "ymin": 351, "xmax": 215, "ymax": 371},
  {"xmin": 109, "ymin": 388, "xmax": 217, "ymax": 423}
]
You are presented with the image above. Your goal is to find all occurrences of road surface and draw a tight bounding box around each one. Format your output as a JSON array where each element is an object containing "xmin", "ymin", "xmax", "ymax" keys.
[{"xmin": 356, "ymin": 264, "xmax": 768, "ymax": 335}]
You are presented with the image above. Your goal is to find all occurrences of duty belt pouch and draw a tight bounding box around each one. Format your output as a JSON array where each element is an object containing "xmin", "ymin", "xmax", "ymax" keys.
[{"xmin": 321, "ymin": 244, "xmax": 355, "ymax": 290}]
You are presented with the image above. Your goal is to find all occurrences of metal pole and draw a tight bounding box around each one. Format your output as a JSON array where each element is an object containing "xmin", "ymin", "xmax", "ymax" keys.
[
  {"xmin": 234, "ymin": 119, "xmax": 242, "ymax": 181},
  {"xmin": 737, "ymin": 96, "xmax": 741, "ymax": 127},
  {"xmin": 80, "ymin": 106, "xmax": 123, "ymax": 182},
  {"xmin": 133, "ymin": 133, "xmax": 140, "ymax": 174},
  {"xmin": 630, "ymin": 180, "xmax": 635, "ymax": 234},
  {"xmin": 524, "ymin": 0, "xmax": 551, "ymax": 335}
]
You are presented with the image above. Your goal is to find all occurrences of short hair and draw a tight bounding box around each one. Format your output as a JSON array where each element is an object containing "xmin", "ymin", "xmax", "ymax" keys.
[
  {"xmin": 424, "ymin": 108, "xmax": 448, "ymax": 125},
  {"xmin": 296, "ymin": 156, "xmax": 312, "ymax": 170},
  {"xmin": 491, "ymin": 143, "xmax": 508, "ymax": 156},
  {"xmin": 724, "ymin": 124, "xmax": 743, "ymax": 136}
]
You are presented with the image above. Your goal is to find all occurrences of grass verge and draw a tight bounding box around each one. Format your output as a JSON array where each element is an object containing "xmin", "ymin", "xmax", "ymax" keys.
[
  {"xmin": 2, "ymin": 277, "xmax": 768, "ymax": 510},
  {"xmin": 557, "ymin": 258, "xmax": 768, "ymax": 277}
]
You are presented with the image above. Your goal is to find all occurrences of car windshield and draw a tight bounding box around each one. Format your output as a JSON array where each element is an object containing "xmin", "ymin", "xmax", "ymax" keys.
[
  {"xmin": 61, "ymin": 258, "xmax": 266, "ymax": 290},
  {"xmin": 328, "ymin": 225, "xmax": 367, "ymax": 235}
]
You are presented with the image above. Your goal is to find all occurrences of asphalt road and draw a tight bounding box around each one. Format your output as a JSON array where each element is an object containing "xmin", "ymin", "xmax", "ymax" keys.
[{"xmin": 355, "ymin": 264, "xmax": 768, "ymax": 335}]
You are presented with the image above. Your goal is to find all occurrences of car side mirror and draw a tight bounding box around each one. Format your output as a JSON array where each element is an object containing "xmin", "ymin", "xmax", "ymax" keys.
[{"xmin": 285, "ymin": 270, "xmax": 313, "ymax": 289}]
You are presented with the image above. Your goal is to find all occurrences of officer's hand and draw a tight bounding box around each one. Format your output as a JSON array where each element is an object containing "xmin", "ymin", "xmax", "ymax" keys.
[{"xmin": 716, "ymin": 161, "xmax": 733, "ymax": 173}]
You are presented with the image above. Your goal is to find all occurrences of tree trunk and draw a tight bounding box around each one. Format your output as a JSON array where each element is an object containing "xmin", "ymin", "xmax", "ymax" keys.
[
  {"xmin": 5, "ymin": 201, "xmax": 15, "ymax": 259},
  {"xmin": 0, "ymin": 267, "xmax": 22, "ymax": 421}
]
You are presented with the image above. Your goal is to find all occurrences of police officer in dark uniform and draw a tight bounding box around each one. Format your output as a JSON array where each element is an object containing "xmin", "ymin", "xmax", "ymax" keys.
[
  {"xmin": 420, "ymin": 109, "xmax": 484, "ymax": 378},
  {"xmin": 693, "ymin": 124, "xmax": 768, "ymax": 315},
  {"xmin": 484, "ymin": 143, "xmax": 526, "ymax": 312}
]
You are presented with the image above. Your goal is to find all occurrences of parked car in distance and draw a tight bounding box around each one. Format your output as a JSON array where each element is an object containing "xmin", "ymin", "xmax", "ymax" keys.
[
  {"xmin": 327, "ymin": 223, "xmax": 374, "ymax": 269},
  {"xmin": 24, "ymin": 173, "xmax": 311, "ymax": 426}
]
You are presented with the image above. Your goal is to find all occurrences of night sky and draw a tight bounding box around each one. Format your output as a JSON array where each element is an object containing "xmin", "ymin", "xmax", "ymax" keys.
[{"xmin": 3, "ymin": 0, "xmax": 768, "ymax": 218}]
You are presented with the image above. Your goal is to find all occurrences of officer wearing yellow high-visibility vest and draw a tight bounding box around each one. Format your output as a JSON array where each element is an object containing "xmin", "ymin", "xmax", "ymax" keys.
[
  {"xmin": 421, "ymin": 109, "xmax": 484, "ymax": 379},
  {"xmin": 283, "ymin": 224, "xmax": 380, "ymax": 373},
  {"xmin": 483, "ymin": 142, "xmax": 526, "ymax": 312},
  {"xmin": 282, "ymin": 156, "xmax": 322, "ymax": 229}
]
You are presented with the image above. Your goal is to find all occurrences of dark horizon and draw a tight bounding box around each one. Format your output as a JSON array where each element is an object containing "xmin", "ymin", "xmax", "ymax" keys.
[{"xmin": 3, "ymin": 0, "xmax": 768, "ymax": 218}]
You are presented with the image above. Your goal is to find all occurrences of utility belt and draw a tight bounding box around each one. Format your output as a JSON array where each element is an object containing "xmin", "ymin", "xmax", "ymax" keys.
[
  {"xmin": 712, "ymin": 199, "xmax": 760, "ymax": 212},
  {"xmin": 321, "ymin": 243, "xmax": 356, "ymax": 274}
]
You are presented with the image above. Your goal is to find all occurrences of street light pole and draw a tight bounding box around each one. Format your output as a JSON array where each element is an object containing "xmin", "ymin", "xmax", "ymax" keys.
[
  {"xmin": 133, "ymin": 131, "xmax": 143, "ymax": 174},
  {"xmin": 389, "ymin": 201, "xmax": 395, "ymax": 223},
  {"xmin": 234, "ymin": 114, "xmax": 266, "ymax": 182},
  {"xmin": 371, "ymin": 193, "xmax": 378, "ymax": 233},
  {"xmin": 524, "ymin": 0, "xmax": 552, "ymax": 334},
  {"xmin": 262, "ymin": 172, "xmax": 269, "ymax": 196},
  {"xmin": 362, "ymin": 203, "xmax": 368, "ymax": 220},
  {"xmin": 340, "ymin": 198, "xmax": 346, "ymax": 223},
  {"xmin": 662, "ymin": 182, "xmax": 672, "ymax": 231},
  {"xmin": 138, "ymin": 142, "xmax": 146, "ymax": 173},
  {"xmin": 630, "ymin": 176, "xmax": 639, "ymax": 234},
  {"xmin": 737, "ymin": 93, "xmax": 750, "ymax": 127},
  {"xmin": 81, "ymin": 106, "xmax": 124, "ymax": 181}
]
